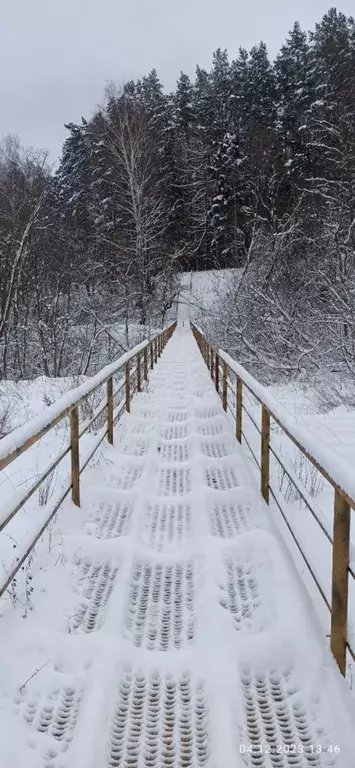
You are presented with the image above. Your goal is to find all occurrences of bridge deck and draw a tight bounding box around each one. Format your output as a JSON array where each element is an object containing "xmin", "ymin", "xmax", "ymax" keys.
[{"xmin": 0, "ymin": 326, "xmax": 354, "ymax": 767}]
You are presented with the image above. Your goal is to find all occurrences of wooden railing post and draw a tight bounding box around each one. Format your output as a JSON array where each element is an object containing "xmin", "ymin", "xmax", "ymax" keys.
[
  {"xmin": 107, "ymin": 376, "xmax": 114, "ymax": 445},
  {"xmin": 150, "ymin": 341, "xmax": 154, "ymax": 369},
  {"xmin": 330, "ymin": 490, "xmax": 350, "ymax": 676},
  {"xmin": 261, "ymin": 406, "xmax": 270, "ymax": 503},
  {"xmin": 222, "ymin": 361, "xmax": 228, "ymax": 411},
  {"xmin": 215, "ymin": 353, "xmax": 219, "ymax": 394},
  {"xmin": 206, "ymin": 343, "xmax": 210, "ymax": 370},
  {"xmin": 155, "ymin": 338, "xmax": 158, "ymax": 364},
  {"xmin": 70, "ymin": 406, "xmax": 80, "ymax": 507},
  {"xmin": 236, "ymin": 377, "xmax": 243, "ymax": 443},
  {"xmin": 143, "ymin": 346, "xmax": 148, "ymax": 381},
  {"xmin": 137, "ymin": 352, "xmax": 141, "ymax": 392},
  {"xmin": 210, "ymin": 348, "xmax": 214, "ymax": 381},
  {"xmin": 125, "ymin": 361, "xmax": 131, "ymax": 413}
]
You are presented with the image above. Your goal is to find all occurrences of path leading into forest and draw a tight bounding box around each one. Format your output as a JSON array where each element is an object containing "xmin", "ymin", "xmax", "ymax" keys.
[{"xmin": 0, "ymin": 303, "xmax": 354, "ymax": 767}]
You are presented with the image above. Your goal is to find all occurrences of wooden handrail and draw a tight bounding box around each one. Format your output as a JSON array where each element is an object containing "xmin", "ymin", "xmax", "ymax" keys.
[
  {"xmin": 191, "ymin": 323, "xmax": 354, "ymax": 677},
  {"xmin": 0, "ymin": 326, "xmax": 174, "ymax": 473},
  {"xmin": 0, "ymin": 322, "xmax": 176, "ymax": 597}
]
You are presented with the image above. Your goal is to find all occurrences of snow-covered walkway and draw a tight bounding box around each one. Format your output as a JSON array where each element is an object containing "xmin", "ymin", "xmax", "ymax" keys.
[{"xmin": 1, "ymin": 323, "xmax": 354, "ymax": 767}]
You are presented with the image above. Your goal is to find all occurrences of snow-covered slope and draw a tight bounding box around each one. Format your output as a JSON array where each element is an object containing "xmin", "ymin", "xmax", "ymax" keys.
[{"xmin": 180, "ymin": 268, "xmax": 239, "ymax": 312}]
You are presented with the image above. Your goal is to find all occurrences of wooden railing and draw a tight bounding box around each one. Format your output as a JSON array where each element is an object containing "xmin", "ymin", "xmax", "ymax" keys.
[
  {"xmin": 192, "ymin": 324, "xmax": 355, "ymax": 677},
  {"xmin": 0, "ymin": 323, "xmax": 176, "ymax": 597}
]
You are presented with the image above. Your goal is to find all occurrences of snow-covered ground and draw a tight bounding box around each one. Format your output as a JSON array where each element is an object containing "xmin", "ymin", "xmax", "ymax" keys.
[
  {"xmin": 179, "ymin": 268, "xmax": 241, "ymax": 330},
  {"xmin": 0, "ymin": 374, "xmax": 121, "ymax": 591},
  {"xmin": 0, "ymin": 316, "xmax": 354, "ymax": 767},
  {"xmin": 180, "ymin": 268, "xmax": 240, "ymax": 312},
  {"xmin": 1, "ymin": 268, "xmax": 355, "ymax": 699},
  {"xmin": 1, "ymin": 271, "xmax": 355, "ymax": 641},
  {"xmin": 0, "ymin": 327, "xmax": 160, "ymax": 590},
  {"xmin": 181, "ymin": 270, "xmax": 355, "ymax": 668},
  {"xmin": 2, "ymin": 271, "xmax": 355, "ymax": 634},
  {"xmin": 224, "ymin": 377, "xmax": 355, "ymax": 649}
]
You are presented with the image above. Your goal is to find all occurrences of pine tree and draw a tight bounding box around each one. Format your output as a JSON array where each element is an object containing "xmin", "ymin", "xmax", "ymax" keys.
[
  {"xmin": 56, "ymin": 120, "xmax": 96, "ymax": 259},
  {"xmin": 275, "ymin": 22, "xmax": 310, "ymax": 168},
  {"xmin": 175, "ymin": 72, "xmax": 194, "ymax": 145},
  {"xmin": 246, "ymin": 42, "xmax": 277, "ymax": 131},
  {"xmin": 209, "ymin": 49, "xmax": 232, "ymax": 144},
  {"xmin": 139, "ymin": 69, "xmax": 168, "ymax": 137},
  {"xmin": 305, "ymin": 9, "xmax": 355, "ymax": 180}
]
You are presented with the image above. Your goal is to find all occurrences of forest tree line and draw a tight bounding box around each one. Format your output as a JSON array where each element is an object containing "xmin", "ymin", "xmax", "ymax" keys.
[{"xmin": 1, "ymin": 7, "xmax": 355, "ymax": 382}]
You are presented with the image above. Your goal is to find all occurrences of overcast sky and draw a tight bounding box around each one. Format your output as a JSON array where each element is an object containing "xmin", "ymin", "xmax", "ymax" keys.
[{"xmin": 0, "ymin": 1, "xmax": 353, "ymax": 161}]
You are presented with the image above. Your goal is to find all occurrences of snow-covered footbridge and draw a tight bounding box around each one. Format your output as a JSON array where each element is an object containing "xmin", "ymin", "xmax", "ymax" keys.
[{"xmin": 0, "ymin": 311, "xmax": 354, "ymax": 765}]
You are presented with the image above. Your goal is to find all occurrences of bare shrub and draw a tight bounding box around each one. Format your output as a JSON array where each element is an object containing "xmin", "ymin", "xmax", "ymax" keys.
[
  {"xmin": 38, "ymin": 470, "xmax": 56, "ymax": 507},
  {"xmin": 278, "ymin": 451, "xmax": 324, "ymax": 505},
  {"xmin": 0, "ymin": 396, "xmax": 12, "ymax": 437},
  {"xmin": 79, "ymin": 386, "xmax": 106, "ymax": 432},
  {"xmin": 0, "ymin": 384, "xmax": 23, "ymax": 437}
]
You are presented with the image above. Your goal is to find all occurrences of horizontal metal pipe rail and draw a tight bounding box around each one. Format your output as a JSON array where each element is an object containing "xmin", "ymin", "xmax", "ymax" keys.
[
  {"xmin": 192, "ymin": 323, "xmax": 355, "ymax": 676},
  {"xmin": 0, "ymin": 322, "xmax": 176, "ymax": 597}
]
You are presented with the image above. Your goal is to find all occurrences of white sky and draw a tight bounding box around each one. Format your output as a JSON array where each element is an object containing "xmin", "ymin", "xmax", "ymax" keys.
[{"xmin": 0, "ymin": 1, "xmax": 353, "ymax": 161}]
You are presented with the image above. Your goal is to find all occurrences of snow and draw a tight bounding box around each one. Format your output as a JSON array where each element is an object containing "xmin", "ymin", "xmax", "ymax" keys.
[
  {"xmin": 179, "ymin": 268, "xmax": 241, "ymax": 316},
  {"xmin": 213, "ymin": 345, "xmax": 355, "ymax": 651},
  {"xmin": 0, "ymin": 300, "xmax": 354, "ymax": 766},
  {"xmin": 180, "ymin": 266, "xmax": 355, "ymax": 499},
  {"xmin": 0, "ymin": 337, "xmax": 150, "ymax": 465},
  {"xmin": 220, "ymin": 349, "xmax": 355, "ymax": 506},
  {"xmin": 179, "ymin": 269, "xmax": 355, "ymax": 656},
  {"xmin": 231, "ymin": 380, "xmax": 355, "ymax": 653}
]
